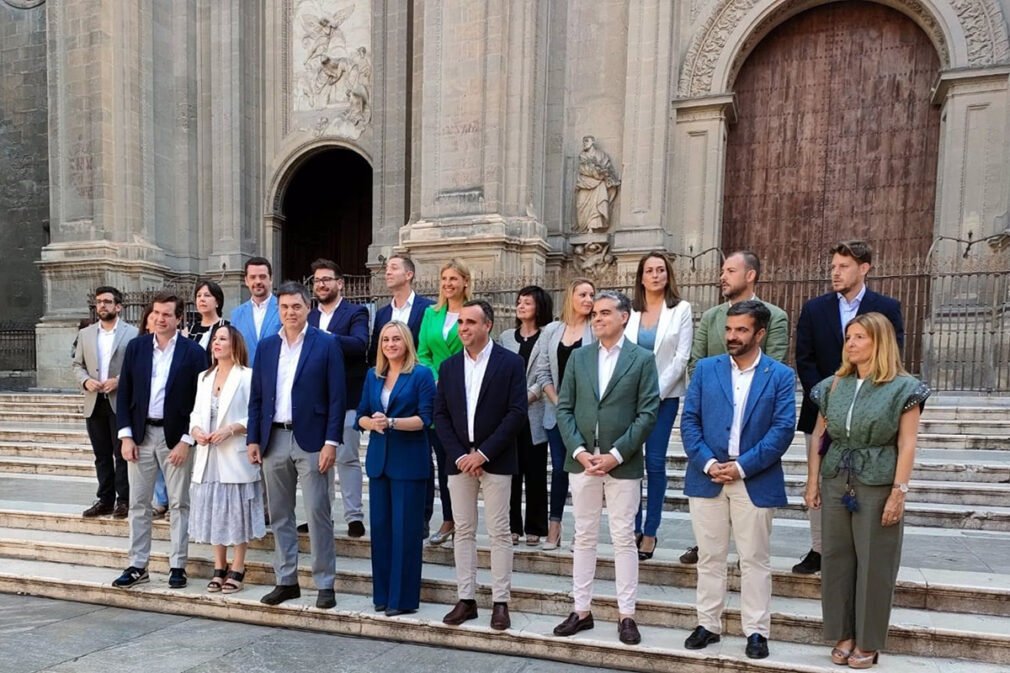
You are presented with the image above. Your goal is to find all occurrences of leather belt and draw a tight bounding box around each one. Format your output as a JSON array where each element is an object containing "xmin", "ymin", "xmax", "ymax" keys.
[
  {"xmin": 272, "ymin": 422, "xmax": 294, "ymax": 431},
  {"xmin": 146, "ymin": 418, "xmax": 165, "ymax": 427}
]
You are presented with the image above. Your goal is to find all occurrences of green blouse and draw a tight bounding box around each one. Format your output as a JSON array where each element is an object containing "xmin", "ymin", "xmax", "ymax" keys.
[{"xmin": 811, "ymin": 374, "xmax": 931, "ymax": 486}]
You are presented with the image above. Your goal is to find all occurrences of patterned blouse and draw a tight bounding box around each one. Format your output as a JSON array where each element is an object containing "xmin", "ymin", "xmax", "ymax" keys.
[{"xmin": 811, "ymin": 373, "xmax": 931, "ymax": 486}]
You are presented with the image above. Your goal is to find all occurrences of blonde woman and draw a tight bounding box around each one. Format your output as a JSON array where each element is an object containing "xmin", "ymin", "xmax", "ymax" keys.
[
  {"xmin": 533, "ymin": 277, "xmax": 596, "ymax": 550},
  {"xmin": 804, "ymin": 313, "xmax": 930, "ymax": 668},
  {"xmin": 189, "ymin": 325, "xmax": 265, "ymax": 594},
  {"xmin": 417, "ymin": 258, "xmax": 471, "ymax": 545}
]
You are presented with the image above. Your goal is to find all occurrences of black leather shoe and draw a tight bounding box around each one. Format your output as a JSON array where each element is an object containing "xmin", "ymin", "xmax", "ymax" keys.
[
  {"xmin": 680, "ymin": 545, "xmax": 699, "ymax": 564},
  {"xmin": 83, "ymin": 501, "xmax": 114, "ymax": 518},
  {"xmin": 374, "ymin": 604, "xmax": 387, "ymax": 612},
  {"xmin": 348, "ymin": 521, "xmax": 366, "ymax": 538},
  {"xmin": 112, "ymin": 502, "xmax": 129, "ymax": 519},
  {"xmin": 745, "ymin": 633, "xmax": 769, "ymax": 659},
  {"xmin": 112, "ymin": 566, "xmax": 148, "ymax": 588},
  {"xmin": 685, "ymin": 625, "xmax": 721, "ymax": 650},
  {"xmin": 553, "ymin": 612, "xmax": 594, "ymax": 637},
  {"xmin": 618, "ymin": 618, "xmax": 641, "ymax": 645},
  {"xmin": 296, "ymin": 522, "xmax": 309, "ymax": 533},
  {"xmin": 490, "ymin": 602, "xmax": 510, "ymax": 631},
  {"xmin": 792, "ymin": 549, "xmax": 821, "ymax": 574},
  {"xmin": 316, "ymin": 589, "xmax": 336, "ymax": 609},
  {"xmin": 442, "ymin": 600, "xmax": 478, "ymax": 625},
  {"xmin": 168, "ymin": 567, "xmax": 187, "ymax": 589},
  {"xmin": 261, "ymin": 584, "xmax": 301, "ymax": 605},
  {"xmin": 384, "ymin": 608, "xmax": 416, "ymax": 617}
]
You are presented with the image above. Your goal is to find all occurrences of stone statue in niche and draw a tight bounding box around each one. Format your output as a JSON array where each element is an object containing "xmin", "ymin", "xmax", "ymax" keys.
[
  {"xmin": 573, "ymin": 135, "xmax": 621, "ymax": 233},
  {"xmin": 572, "ymin": 240, "xmax": 617, "ymax": 277},
  {"xmin": 345, "ymin": 46, "xmax": 372, "ymax": 127}
]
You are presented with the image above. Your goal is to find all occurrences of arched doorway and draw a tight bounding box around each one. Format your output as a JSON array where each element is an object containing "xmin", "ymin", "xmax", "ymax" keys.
[
  {"xmin": 280, "ymin": 148, "xmax": 372, "ymax": 279},
  {"xmin": 721, "ymin": 1, "xmax": 941, "ymax": 268}
]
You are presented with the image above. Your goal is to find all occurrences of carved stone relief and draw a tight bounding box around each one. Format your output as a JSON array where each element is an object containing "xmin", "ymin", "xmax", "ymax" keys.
[
  {"xmin": 573, "ymin": 136, "xmax": 621, "ymax": 234},
  {"xmin": 291, "ymin": 0, "xmax": 371, "ymax": 139},
  {"xmin": 571, "ymin": 236, "xmax": 617, "ymax": 277},
  {"xmin": 1, "ymin": 0, "xmax": 45, "ymax": 8}
]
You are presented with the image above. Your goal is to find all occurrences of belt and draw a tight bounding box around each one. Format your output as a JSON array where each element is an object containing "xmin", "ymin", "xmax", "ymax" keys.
[
  {"xmin": 146, "ymin": 418, "xmax": 165, "ymax": 427},
  {"xmin": 272, "ymin": 422, "xmax": 294, "ymax": 431}
]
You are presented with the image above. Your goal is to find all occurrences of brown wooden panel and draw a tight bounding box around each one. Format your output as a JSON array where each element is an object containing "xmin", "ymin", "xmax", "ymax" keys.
[{"xmin": 722, "ymin": 1, "xmax": 941, "ymax": 268}]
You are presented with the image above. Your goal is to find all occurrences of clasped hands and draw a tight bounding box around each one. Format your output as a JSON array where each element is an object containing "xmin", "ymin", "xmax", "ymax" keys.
[
  {"xmin": 366, "ymin": 412, "xmax": 390, "ymax": 434},
  {"xmin": 191, "ymin": 425, "xmax": 234, "ymax": 447},
  {"xmin": 246, "ymin": 442, "xmax": 335, "ymax": 473},
  {"xmin": 457, "ymin": 450, "xmax": 486, "ymax": 477},
  {"xmin": 708, "ymin": 461, "xmax": 742, "ymax": 484},
  {"xmin": 120, "ymin": 437, "xmax": 190, "ymax": 466},
  {"xmin": 84, "ymin": 377, "xmax": 118, "ymax": 394},
  {"xmin": 577, "ymin": 452, "xmax": 618, "ymax": 477}
]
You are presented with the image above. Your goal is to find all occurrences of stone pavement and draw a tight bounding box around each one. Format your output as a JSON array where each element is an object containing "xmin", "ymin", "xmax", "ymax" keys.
[{"xmin": 0, "ymin": 594, "xmax": 616, "ymax": 673}]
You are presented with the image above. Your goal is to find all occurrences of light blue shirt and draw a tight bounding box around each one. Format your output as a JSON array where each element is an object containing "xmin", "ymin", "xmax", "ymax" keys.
[{"xmin": 837, "ymin": 285, "xmax": 866, "ymax": 337}]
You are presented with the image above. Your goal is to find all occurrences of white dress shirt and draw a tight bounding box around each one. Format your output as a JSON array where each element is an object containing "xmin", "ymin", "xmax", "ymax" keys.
[
  {"xmin": 251, "ymin": 297, "xmax": 270, "ymax": 339},
  {"xmin": 443, "ymin": 312, "xmax": 459, "ymax": 339},
  {"xmin": 572, "ymin": 337, "xmax": 626, "ymax": 465},
  {"xmin": 456, "ymin": 339, "xmax": 493, "ymax": 464},
  {"xmin": 118, "ymin": 332, "xmax": 193, "ymax": 445},
  {"xmin": 96, "ymin": 319, "xmax": 118, "ymax": 382},
  {"xmin": 838, "ymin": 285, "xmax": 866, "ymax": 337},
  {"xmin": 273, "ymin": 324, "xmax": 307, "ymax": 424},
  {"xmin": 317, "ymin": 298, "xmax": 342, "ymax": 332},
  {"xmin": 390, "ymin": 291, "xmax": 415, "ymax": 325},
  {"xmin": 704, "ymin": 349, "xmax": 762, "ymax": 479}
]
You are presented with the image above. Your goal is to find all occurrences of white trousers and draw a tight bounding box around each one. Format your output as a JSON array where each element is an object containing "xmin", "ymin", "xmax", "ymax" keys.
[
  {"xmin": 448, "ymin": 471, "xmax": 513, "ymax": 602},
  {"xmin": 570, "ymin": 471, "xmax": 641, "ymax": 615},
  {"xmin": 689, "ymin": 479, "xmax": 774, "ymax": 637},
  {"xmin": 804, "ymin": 433, "xmax": 822, "ymax": 553}
]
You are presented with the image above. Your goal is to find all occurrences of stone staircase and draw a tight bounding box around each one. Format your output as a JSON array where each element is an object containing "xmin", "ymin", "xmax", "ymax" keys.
[{"xmin": 1, "ymin": 392, "xmax": 1009, "ymax": 673}]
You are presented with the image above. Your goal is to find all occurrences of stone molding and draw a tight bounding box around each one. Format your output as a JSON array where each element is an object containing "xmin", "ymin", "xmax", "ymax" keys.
[
  {"xmin": 678, "ymin": 0, "xmax": 1010, "ymax": 97},
  {"xmin": 264, "ymin": 137, "xmax": 373, "ymax": 215},
  {"xmin": 1, "ymin": 0, "xmax": 44, "ymax": 8}
]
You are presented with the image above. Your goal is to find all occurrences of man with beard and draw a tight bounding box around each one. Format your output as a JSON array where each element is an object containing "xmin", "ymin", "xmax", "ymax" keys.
[
  {"xmin": 230, "ymin": 257, "xmax": 281, "ymax": 366},
  {"xmin": 792, "ymin": 240, "xmax": 904, "ymax": 575},
  {"xmin": 680, "ymin": 300, "xmax": 795, "ymax": 660},
  {"xmin": 73, "ymin": 287, "xmax": 139, "ymax": 518}
]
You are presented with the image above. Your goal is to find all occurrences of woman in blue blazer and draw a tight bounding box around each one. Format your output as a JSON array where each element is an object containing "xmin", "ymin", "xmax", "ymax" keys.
[{"xmin": 356, "ymin": 320, "xmax": 437, "ymax": 616}]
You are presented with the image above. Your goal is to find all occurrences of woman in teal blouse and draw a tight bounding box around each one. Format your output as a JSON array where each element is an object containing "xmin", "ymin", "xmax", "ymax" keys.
[
  {"xmin": 804, "ymin": 312, "xmax": 930, "ymax": 669},
  {"xmin": 417, "ymin": 258, "xmax": 471, "ymax": 545}
]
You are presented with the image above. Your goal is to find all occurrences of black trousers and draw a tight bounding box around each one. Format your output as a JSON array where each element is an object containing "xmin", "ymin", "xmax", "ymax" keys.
[
  {"xmin": 424, "ymin": 429, "xmax": 453, "ymax": 526},
  {"xmin": 85, "ymin": 396, "xmax": 128, "ymax": 504},
  {"xmin": 510, "ymin": 420, "xmax": 548, "ymax": 536}
]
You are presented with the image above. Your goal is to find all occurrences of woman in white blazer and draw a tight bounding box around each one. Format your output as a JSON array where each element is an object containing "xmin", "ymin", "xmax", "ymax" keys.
[
  {"xmin": 624, "ymin": 252, "xmax": 693, "ymax": 561},
  {"xmin": 188, "ymin": 325, "xmax": 265, "ymax": 593}
]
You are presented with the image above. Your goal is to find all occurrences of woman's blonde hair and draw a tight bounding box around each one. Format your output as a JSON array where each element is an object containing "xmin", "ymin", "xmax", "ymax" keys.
[
  {"xmin": 836, "ymin": 312, "xmax": 907, "ymax": 383},
  {"xmin": 434, "ymin": 258, "xmax": 473, "ymax": 311},
  {"xmin": 560, "ymin": 277, "xmax": 596, "ymax": 325},
  {"xmin": 375, "ymin": 320, "xmax": 418, "ymax": 377}
]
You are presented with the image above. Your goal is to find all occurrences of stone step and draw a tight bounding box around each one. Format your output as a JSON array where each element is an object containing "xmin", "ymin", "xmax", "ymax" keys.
[
  {"xmin": 5, "ymin": 560, "xmax": 1007, "ymax": 673},
  {"xmin": 1, "ymin": 529, "xmax": 1009, "ymax": 665}
]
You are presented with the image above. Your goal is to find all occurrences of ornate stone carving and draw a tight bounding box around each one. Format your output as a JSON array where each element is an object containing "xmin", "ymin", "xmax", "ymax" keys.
[
  {"xmin": 1, "ymin": 0, "xmax": 45, "ymax": 8},
  {"xmin": 571, "ymin": 236, "xmax": 617, "ymax": 277},
  {"xmin": 573, "ymin": 136, "xmax": 621, "ymax": 234}
]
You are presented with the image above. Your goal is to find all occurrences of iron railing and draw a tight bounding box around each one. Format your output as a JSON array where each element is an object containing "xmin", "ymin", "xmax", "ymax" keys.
[{"xmin": 0, "ymin": 323, "xmax": 36, "ymax": 371}]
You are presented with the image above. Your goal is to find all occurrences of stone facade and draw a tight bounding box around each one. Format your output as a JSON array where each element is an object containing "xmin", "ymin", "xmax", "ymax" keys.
[{"xmin": 0, "ymin": 0, "xmax": 1007, "ymax": 386}]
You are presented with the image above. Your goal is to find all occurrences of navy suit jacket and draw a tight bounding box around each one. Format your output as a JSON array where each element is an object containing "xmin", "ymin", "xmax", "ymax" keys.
[
  {"xmin": 309, "ymin": 300, "xmax": 369, "ymax": 409},
  {"xmin": 367, "ymin": 294, "xmax": 434, "ymax": 365},
  {"xmin": 434, "ymin": 343, "xmax": 527, "ymax": 476},
  {"xmin": 116, "ymin": 333, "xmax": 206, "ymax": 448},
  {"xmin": 247, "ymin": 326, "xmax": 346, "ymax": 454},
  {"xmin": 356, "ymin": 364, "xmax": 437, "ymax": 480},
  {"xmin": 680, "ymin": 353, "xmax": 795, "ymax": 508},
  {"xmin": 795, "ymin": 289, "xmax": 904, "ymax": 431}
]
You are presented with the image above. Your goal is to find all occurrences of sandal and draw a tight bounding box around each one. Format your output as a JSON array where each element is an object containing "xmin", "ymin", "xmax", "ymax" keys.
[
  {"xmin": 207, "ymin": 568, "xmax": 228, "ymax": 593},
  {"xmin": 525, "ymin": 535, "xmax": 540, "ymax": 547},
  {"xmin": 221, "ymin": 569, "xmax": 245, "ymax": 594}
]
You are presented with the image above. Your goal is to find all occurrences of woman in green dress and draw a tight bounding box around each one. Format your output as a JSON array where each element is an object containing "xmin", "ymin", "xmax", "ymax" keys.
[
  {"xmin": 804, "ymin": 312, "xmax": 930, "ymax": 669},
  {"xmin": 417, "ymin": 258, "xmax": 471, "ymax": 545}
]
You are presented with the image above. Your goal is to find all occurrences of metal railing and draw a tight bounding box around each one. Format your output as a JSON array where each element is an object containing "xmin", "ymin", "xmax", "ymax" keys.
[{"xmin": 0, "ymin": 323, "xmax": 36, "ymax": 371}]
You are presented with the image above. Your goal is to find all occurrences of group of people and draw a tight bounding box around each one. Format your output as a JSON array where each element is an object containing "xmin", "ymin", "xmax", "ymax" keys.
[{"xmin": 71, "ymin": 241, "xmax": 928, "ymax": 668}]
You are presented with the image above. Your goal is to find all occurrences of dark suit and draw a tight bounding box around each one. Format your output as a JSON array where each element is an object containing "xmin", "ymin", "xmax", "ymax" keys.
[
  {"xmin": 367, "ymin": 293, "xmax": 434, "ymax": 365},
  {"xmin": 795, "ymin": 289, "xmax": 904, "ymax": 432},
  {"xmin": 357, "ymin": 364, "xmax": 437, "ymax": 611}
]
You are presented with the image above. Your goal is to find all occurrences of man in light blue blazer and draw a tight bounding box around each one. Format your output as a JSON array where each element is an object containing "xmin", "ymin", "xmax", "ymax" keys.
[
  {"xmin": 680, "ymin": 300, "xmax": 795, "ymax": 661},
  {"xmin": 229, "ymin": 257, "xmax": 281, "ymax": 366},
  {"xmin": 247, "ymin": 281, "xmax": 346, "ymax": 610}
]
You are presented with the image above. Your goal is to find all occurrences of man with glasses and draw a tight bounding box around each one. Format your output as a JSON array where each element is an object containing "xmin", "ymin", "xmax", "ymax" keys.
[{"xmin": 308, "ymin": 258, "xmax": 369, "ymax": 538}]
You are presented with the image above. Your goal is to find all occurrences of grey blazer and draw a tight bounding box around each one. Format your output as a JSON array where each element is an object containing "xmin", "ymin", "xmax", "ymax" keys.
[
  {"xmin": 72, "ymin": 319, "xmax": 139, "ymax": 417},
  {"xmin": 498, "ymin": 327, "xmax": 547, "ymax": 444},
  {"xmin": 532, "ymin": 319, "xmax": 595, "ymax": 430}
]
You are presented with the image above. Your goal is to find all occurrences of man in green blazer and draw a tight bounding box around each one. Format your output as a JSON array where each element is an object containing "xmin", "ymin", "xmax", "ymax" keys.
[{"xmin": 552, "ymin": 290, "xmax": 659, "ymax": 646}]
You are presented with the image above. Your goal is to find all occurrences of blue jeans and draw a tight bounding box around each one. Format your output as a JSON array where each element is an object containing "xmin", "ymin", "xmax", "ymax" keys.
[
  {"xmin": 635, "ymin": 397, "xmax": 679, "ymax": 538},
  {"xmin": 153, "ymin": 467, "xmax": 168, "ymax": 507},
  {"xmin": 546, "ymin": 424, "xmax": 569, "ymax": 522}
]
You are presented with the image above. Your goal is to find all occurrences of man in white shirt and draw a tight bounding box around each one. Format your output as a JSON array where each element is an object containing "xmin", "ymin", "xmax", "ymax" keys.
[
  {"xmin": 434, "ymin": 300, "xmax": 527, "ymax": 631},
  {"xmin": 680, "ymin": 300, "xmax": 796, "ymax": 659},
  {"xmin": 73, "ymin": 286, "xmax": 138, "ymax": 518},
  {"xmin": 230, "ymin": 257, "xmax": 281, "ymax": 365}
]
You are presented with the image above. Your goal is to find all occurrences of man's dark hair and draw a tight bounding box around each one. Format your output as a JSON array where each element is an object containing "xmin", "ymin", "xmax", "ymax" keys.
[
  {"xmin": 594, "ymin": 289, "xmax": 632, "ymax": 316},
  {"xmin": 463, "ymin": 299, "xmax": 495, "ymax": 326},
  {"xmin": 387, "ymin": 254, "xmax": 416, "ymax": 277},
  {"xmin": 515, "ymin": 285, "xmax": 553, "ymax": 330},
  {"xmin": 94, "ymin": 286, "xmax": 123, "ymax": 305},
  {"xmin": 310, "ymin": 258, "xmax": 343, "ymax": 279},
  {"xmin": 728, "ymin": 250, "xmax": 762, "ymax": 282},
  {"xmin": 244, "ymin": 256, "xmax": 273, "ymax": 277},
  {"xmin": 727, "ymin": 299, "xmax": 771, "ymax": 332},
  {"xmin": 150, "ymin": 291, "xmax": 185, "ymax": 320},
  {"xmin": 830, "ymin": 240, "xmax": 873, "ymax": 266},
  {"xmin": 194, "ymin": 280, "xmax": 225, "ymax": 317},
  {"xmin": 276, "ymin": 280, "xmax": 310, "ymax": 306}
]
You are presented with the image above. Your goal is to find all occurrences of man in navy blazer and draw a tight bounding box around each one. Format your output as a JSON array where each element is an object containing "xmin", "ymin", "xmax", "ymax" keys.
[
  {"xmin": 792, "ymin": 240, "xmax": 904, "ymax": 575},
  {"xmin": 435, "ymin": 300, "xmax": 527, "ymax": 631},
  {"xmin": 229, "ymin": 257, "xmax": 281, "ymax": 366},
  {"xmin": 247, "ymin": 281, "xmax": 346, "ymax": 609},
  {"xmin": 308, "ymin": 258, "xmax": 370, "ymax": 537},
  {"xmin": 112, "ymin": 291, "xmax": 206, "ymax": 590},
  {"xmin": 680, "ymin": 301, "xmax": 795, "ymax": 660},
  {"xmin": 367, "ymin": 254, "xmax": 433, "ymax": 365}
]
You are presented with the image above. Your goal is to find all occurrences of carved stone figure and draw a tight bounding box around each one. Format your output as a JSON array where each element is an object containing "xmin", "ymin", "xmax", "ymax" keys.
[
  {"xmin": 344, "ymin": 46, "xmax": 372, "ymax": 126},
  {"xmin": 572, "ymin": 240, "xmax": 617, "ymax": 276},
  {"xmin": 574, "ymin": 136, "xmax": 621, "ymax": 233}
]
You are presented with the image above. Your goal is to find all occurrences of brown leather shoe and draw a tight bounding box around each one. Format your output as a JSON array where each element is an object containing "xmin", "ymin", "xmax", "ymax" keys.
[
  {"xmin": 442, "ymin": 600, "xmax": 478, "ymax": 625},
  {"xmin": 112, "ymin": 502, "xmax": 128, "ymax": 519},
  {"xmin": 490, "ymin": 602, "xmax": 510, "ymax": 630},
  {"xmin": 83, "ymin": 501, "xmax": 114, "ymax": 518},
  {"xmin": 553, "ymin": 611, "xmax": 594, "ymax": 637},
  {"xmin": 618, "ymin": 617, "xmax": 641, "ymax": 645}
]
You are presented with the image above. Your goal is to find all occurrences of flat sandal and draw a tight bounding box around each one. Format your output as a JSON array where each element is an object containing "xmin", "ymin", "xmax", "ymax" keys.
[
  {"xmin": 220, "ymin": 569, "xmax": 245, "ymax": 594},
  {"xmin": 207, "ymin": 568, "xmax": 228, "ymax": 593}
]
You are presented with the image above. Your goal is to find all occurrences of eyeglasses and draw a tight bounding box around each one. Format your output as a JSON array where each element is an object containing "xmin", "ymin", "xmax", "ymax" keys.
[
  {"xmin": 313, "ymin": 277, "xmax": 339, "ymax": 284},
  {"xmin": 95, "ymin": 300, "xmax": 117, "ymax": 305}
]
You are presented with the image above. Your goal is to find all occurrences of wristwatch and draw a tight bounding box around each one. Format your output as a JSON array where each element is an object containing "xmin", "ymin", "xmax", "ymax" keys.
[
  {"xmin": 389, "ymin": 417, "xmax": 397, "ymax": 431},
  {"xmin": 892, "ymin": 482, "xmax": 909, "ymax": 494}
]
